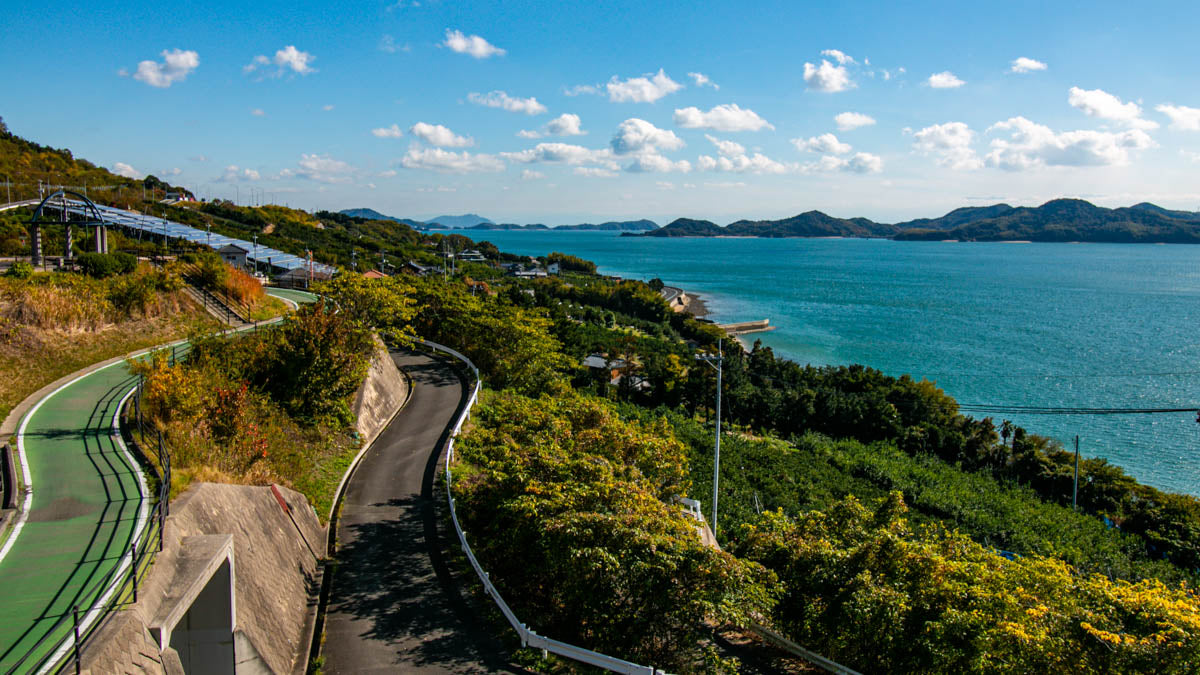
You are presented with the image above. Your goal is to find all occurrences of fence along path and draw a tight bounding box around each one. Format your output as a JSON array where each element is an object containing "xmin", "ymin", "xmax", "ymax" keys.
[
  {"xmin": 418, "ymin": 339, "xmax": 662, "ymax": 675},
  {"xmin": 0, "ymin": 287, "xmax": 314, "ymax": 672}
]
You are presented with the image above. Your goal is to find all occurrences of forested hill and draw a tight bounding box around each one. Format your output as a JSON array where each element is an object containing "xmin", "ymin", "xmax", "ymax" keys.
[
  {"xmin": 894, "ymin": 199, "xmax": 1200, "ymax": 243},
  {"xmin": 554, "ymin": 219, "xmax": 658, "ymax": 231},
  {"xmin": 630, "ymin": 199, "xmax": 1200, "ymax": 243},
  {"xmin": 0, "ymin": 117, "xmax": 192, "ymax": 203}
]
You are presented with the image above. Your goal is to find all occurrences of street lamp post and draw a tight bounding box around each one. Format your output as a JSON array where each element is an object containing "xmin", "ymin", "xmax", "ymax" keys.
[
  {"xmin": 695, "ymin": 339, "xmax": 724, "ymax": 536},
  {"xmin": 252, "ymin": 234, "xmax": 258, "ymax": 275}
]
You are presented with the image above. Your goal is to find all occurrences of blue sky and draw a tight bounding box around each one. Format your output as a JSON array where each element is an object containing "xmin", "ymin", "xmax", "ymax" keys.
[{"xmin": 4, "ymin": 0, "xmax": 1200, "ymax": 223}]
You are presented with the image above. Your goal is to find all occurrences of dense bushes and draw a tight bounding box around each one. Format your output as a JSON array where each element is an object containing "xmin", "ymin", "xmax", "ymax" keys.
[
  {"xmin": 76, "ymin": 251, "xmax": 137, "ymax": 278},
  {"xmin": 455, "ymin": 389, "xmax": 777, "ymax": 669},
  {"xmin": 736, "ymin": 494, "xmax": 1200, "ymax": 674},
  {"xmin": 545, "ymin": 251, "xmax": 597, "ymax": 274}
]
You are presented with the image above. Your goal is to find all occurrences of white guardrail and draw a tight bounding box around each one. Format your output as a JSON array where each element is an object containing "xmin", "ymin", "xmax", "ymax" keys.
[{"xmin": 416, "ymin": 338, "xmax": 663, "ymax": 675}]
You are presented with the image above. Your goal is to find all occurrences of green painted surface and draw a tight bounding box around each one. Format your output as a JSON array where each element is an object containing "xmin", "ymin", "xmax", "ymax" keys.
[
  {"xmin": 0, "ymin": 360, "xmax": 145, "ymax": 672},
  {"xmin": 0, "ymin": 286, "xmax": 315, "ymax": 671}
]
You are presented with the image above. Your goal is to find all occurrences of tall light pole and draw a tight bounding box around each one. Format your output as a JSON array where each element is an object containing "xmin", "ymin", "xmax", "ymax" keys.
[
  {"xmin": 252, "ymin": 233, "xmax": 258, "ymax": 274},
  {"xmin": 695, "ymin": 339, "xmax": 724, "ymax": 536}
]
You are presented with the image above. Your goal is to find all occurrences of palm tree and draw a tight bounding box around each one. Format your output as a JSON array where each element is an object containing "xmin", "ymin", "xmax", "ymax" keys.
[{"xmin": 1000, "ymin": 419, "xmax": 1014, "ymax": 450}]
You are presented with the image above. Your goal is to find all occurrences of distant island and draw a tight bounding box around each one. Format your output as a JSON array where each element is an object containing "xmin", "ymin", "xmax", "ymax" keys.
[
  {"xmin": 625, "ymin": 199, "xmax": 1200, "ymax": 244},
  {"xmin": 469, "ymin": 219, "xmax": 658, "ymax": 232}
]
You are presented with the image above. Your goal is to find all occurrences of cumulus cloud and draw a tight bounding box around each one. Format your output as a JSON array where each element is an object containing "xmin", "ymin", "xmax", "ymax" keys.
[
  {"xmin": 520, "ymin": 169, "xmax": 545, "ymax": 180},
  {"xmin": 803, "ymin": 60, "xmax": 853, "ymax": 92},
  {"xmin": 244, "ymin": 46, "xmax": 316, "ymax": 78},
  {"xmin": 793, "ymin": 133, "xmax": 852, "ymax": 155},
  {"xmin": 443, "ymin": 29, "xmax": 505, "ymax": 58},
  {"xmin": 113, "ymin": 162, "xmax": 144, "ymax": 179},
  {"xmin": 795, "ymin": 153, "xmax": 883, "ymax": 174},
  {"xmin": 1068, "ymin": 87, "xmax": 1157, "ymax": 129},
  {"xmin": 400, "ymin": 147, "xmax": 504, "ymax": 173},
  {"xmin": 697, "ymin": 152, "xmax": 790, "ymax": 174},
  {"xmin": 564, "ymin": 84, "xmax": 599, "ymax": 96},
  {"xmin": 379, "ymin": 169, "xmax": 398, "ymax": 177},
  {"xmin": 291, "ymin": 154, "xmax": 355, "ymax": 183},
  {"xmin": 606, "ymin": 69, "xmax": 683, "ymax": 103},
  {"xmin": 371, "ymin": 124, "xmax": 404, "ymax": 138},
  {"xmin": 821, "ymin": 49, "xmax": 856, "ymax": 65},
  {"xmin": 215, "ymin": 165, "xmax": 261, "ymax": 182},
  {"xmin": 519, "ymin": 113, "xmax": 587, "ymax": 138},
  {"xmin": 985, "ymin": 116, "xmax": 1156, "ymax": 170},
  {"xmin": 673, "ymin": 104, "xmax": 774, "ymax": 132},
  {"xmin": 625, "ymin": 153, "xmax": 691, "ymax": 173},
  {"xmin": 927, "ymin": 71, "xmax": 965, "ymax": 89},
  {"xmin": 835, "ymin": 112, "xmax": 876, "ymax": 131},
  {"xmin": 704, "ymin": 134, "xmax": 746, "ymax": 157},
  {"xmin": 1157, "ymin": 104, "xmax": 1200, "ymax": 131},
  {"xmin": 322, "ymin": 104, "xmax": 335, "ymax": 111},
  {"xmin": 467, "ymin": 90, "xmax": 547, "ymax": 114},
  {"xmin": 251, "ymin": 108, "xmax": 265, "ymax": 117},
  {"xmin": 502, "ymin": 142, "xmax": 617, "ymax": 169},
  {"xmin": 688, "ymin": 72, "xmax": 718, "ymax": 89},
  {"xmin": 1010, "ymin": 57, "xmax": 1047, "ymax": 74},
  {"xmin": 610, "ymin": 118, "xmax": 685, "ymax": 155},
  {"xmin": 575, "ymin": 167, "xmax": 617, "ymax": 177},
  {"xmin": 129, "ymin": 49, "xmax": 199, "ymax": 88},
  {"xmin": 410, "ymin": 122, "xmax": 474, "ymax": 147},
  {"xmin": 912, "ymin": 122, "xmax": 982, "ymax": 170}
]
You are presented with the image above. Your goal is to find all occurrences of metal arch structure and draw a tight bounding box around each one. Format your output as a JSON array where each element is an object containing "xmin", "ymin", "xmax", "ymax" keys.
[{"xmin": 28, "ymin": 190, "xmax": 109, "ymax": 266}]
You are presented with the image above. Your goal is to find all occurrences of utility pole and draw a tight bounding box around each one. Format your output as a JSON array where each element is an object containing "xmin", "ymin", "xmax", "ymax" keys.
[
  {"xmin": 695, "ymin": 339, "xmax": 724, "ymax": 536},
  {"xmin": 1073, "ymin": 435, "xmax": 1080, "ymax": 510}
]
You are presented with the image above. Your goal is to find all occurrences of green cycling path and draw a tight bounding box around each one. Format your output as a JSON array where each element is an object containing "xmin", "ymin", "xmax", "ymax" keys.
[{"xmin": 0, "ymin": 287, "xmax": 315, "ymax": 672}]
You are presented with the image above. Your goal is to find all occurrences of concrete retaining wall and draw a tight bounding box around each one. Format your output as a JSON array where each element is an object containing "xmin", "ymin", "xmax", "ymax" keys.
[{"xmin": 351, "ymin": 335, "xmax": 409, "ymax": 448}]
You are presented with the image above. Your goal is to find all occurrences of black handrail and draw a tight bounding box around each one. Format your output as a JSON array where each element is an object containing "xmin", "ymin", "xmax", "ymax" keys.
[{"xmin": 3, "ymin": 377, "xmax": 171, "ymax": 674}]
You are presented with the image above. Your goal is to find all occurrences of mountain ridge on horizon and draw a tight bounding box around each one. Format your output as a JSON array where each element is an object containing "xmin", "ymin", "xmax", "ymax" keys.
[{"xmin": 627, "ymin": 198, "xmax": 1200, "ymax": 244}]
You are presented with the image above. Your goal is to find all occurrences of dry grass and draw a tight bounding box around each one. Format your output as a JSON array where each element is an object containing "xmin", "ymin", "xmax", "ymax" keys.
[
  {"xmin": 0, "ymin": 274, "xmax": 219, "ymax": 424},
  {"xmin": 222, "ymin": 266, "xmax": 266, "ymax": 306}
]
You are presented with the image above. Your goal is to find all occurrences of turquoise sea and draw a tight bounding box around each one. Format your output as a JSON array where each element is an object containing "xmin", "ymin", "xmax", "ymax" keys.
[{"xmin": 443, "ymin": 229, "xmax": 1200, "ymax": 496}]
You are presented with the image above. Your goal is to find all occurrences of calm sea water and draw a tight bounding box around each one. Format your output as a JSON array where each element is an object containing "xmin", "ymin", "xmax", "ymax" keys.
[{"xmin": 445, "ymin": 229, "xmax": 1200, "ymax": 496}]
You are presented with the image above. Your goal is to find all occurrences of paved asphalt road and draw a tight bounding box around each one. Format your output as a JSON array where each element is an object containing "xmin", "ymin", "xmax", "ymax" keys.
[{"xmin": 322, "ymin": 349, "xmax": 521, "ymax": 674}]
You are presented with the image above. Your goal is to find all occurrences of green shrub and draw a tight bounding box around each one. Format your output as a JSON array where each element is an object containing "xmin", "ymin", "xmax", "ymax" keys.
[
  {"xmin": 76, "ymin": 251, "xmax": 137, "ymax": 278},
  {"xmin": 4, "ymin": 261, "xmax": 32, "ymax": 279}
]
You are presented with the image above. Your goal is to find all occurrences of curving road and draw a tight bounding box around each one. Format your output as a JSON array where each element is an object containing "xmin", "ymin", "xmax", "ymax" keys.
[{"xmin": 322, "ymin": 349, "xmax": 520, "ymax": 674}]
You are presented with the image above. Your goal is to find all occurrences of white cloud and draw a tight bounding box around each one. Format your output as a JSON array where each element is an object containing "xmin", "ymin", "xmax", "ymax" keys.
[
  {"xmin": 625, "ymin": 153, "xmax": 692, "ymax": 173},
  {"xmin": 443, "ymin": 29, "xmax": 505, "ymax": 58},
  {"xmin": 656, "ymin": 181, "xmax": 676, "ymax": 190},
  {"xmin": 467, "ymin": 90, "xmax": 547, "ymax": 114},
  {"xmin": 410, "ymin": 122, "xmax": 474, "ymax": 147},
  {"xmin": 520, "ymin": 113, "xmax": 587, "ymax": 138},
  {"xmin": 798, "ymin": 152, "xmax": 883, "ymax": 174},
  {"xmin": 251, "ymin": 108, "xmax": 265, "ymax": 117},
  {"xmin": 215, "ymin": 165, "xmax": 261, "ymax": 183},
  {"xmin": 244, "ymin": 46, "xmax": 316, "ymax": 77},
  {"xmin": 520, "ymin": 169, "xmax": 545, "ymax": 180},
  {"xmin": 821, "ymin": 49, "xmax": 856, "ymax": 65},
  {"xmin": 189, "ymin": 155, "xmax": 208, "ymax": 162},
  {"xmin": 292, "ymin": 154, "xmax": 355, "ymax": 182},
  {"xmin": 322, "ymin": 104, "xmax": 335, "ymax": 111},
  {"xmin": 1010, "ymin": 57, "xmax": 1047, "ymax": 74},
  {"xmin": 913, "ymin": 122, "xmax": 982, "ymax": 170},
  {"xmin": 611, "ymin": 118, "xmax": 685, "ymax": 154},
  {"xmin": 803, "ymin": 60, "xmax": 853, "ymax": 92},
  {"xmin": 502, "ymin": 142, "xmax": 617, "ymax": 168},
  {"xmin": 606, "ymin": 69, "xmax": 683, "ymax": 103},
  {"xmin": 1068, "ymin": 87, "xmax": 1158, "ymax": 129},
  {"xmin": 575, "ymin": 167, "xmax": 617, "ymax": 177},
  {"xmin": 697, "ymin": 152, "xmax": 791, "ymax": 174},
  {"xmin": 793, "ymin": 133, "xmax": 852, "ymax": 155},
  {"xmin": 985, "ymin": 116, "xmax": 1156, "ymax": 170},
  {"xmin": 835, "ymin": 112, "xmax": 876, "ymax": 131},
  {"xmin": 1157, "ymin": 104, "xmax": 1200, "ymax": 131},
  {"xmin": 379, "ymin": 169, "xmax": 398, "ymax": 177},
  {"xmin": 928, "ymin": 71, "xmax": 965, "ymax": 89},
  {"xmin": 113, "ymin": 162, "xmax": 144, "ymax": 179},
  {"xmin": 161, "ymin": 167, "xmax": 182, "ymax": 176},
  {"xmin": 688, "ymin": 72, "xmax": 718, "ymax": 89},
  {"xmin": 673, "ymin": 104, "xmax": 774, "ymax": 132},
  {"xmin": 130, "ymin": 49, "xmax": 199, "ymax": 88},
  {"xmin": 371, "ymin": 124, "xmax": 404, "ymax": 138},
  {"xmin": 1182, "ymin": 150, "xmax": 1200, "ymax": 163},
  {"xmin": 704, "ymin": 134, "xmax": 746, "ymax": 157},
  {"xmin": 400, "ymin": 147, "xmax": 505, "ymax": 173},
  {"xmin": 564, "ymin": 84, "xmax": 599, "ymax": 96}
]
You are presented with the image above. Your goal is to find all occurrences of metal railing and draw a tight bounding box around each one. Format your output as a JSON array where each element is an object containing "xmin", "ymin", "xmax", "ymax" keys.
[
  {"xmin": 4, "ymin": 379, "xmax": 169, "ymax": 675},
  {"xmin": 416, "ymin": 338, "xmax": 662, "ymax": 675}
]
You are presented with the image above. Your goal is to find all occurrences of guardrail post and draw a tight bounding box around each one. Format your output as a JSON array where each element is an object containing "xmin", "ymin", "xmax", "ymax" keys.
[
  {"xmin": 72, "ymin": 604, "xmax": 81, "ymax": 674},
  {"xmin": 130, "ymin": 544, "xmax": 138, "ymax": 603}
]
